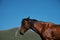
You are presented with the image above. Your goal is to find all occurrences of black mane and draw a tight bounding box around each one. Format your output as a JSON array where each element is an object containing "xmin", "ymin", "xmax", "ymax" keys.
[
  {"xmin": 22, "ymin": 18, "xmax": 38, "ymax": 24},
  {"xmin": 22, "ymin": 18, "xmax": 54, "ymax": 24},
  {"xmin": 22, "ymin": 18, "xmax": 38, "ymax": 21},
  {"xmin": 30, "ymin": 19, "xmax": 38, "ymax": 22}
]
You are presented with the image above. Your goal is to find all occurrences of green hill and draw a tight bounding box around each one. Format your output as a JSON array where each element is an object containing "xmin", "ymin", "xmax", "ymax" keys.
[{"xmin": 0, "ymin": 28, "xmax": 42, "ymax": 40}]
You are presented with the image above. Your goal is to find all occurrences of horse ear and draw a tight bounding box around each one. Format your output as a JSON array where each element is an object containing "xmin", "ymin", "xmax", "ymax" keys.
[{"xmin": 27, "ymin": 16, "xmax": 30, "ymax": 20}]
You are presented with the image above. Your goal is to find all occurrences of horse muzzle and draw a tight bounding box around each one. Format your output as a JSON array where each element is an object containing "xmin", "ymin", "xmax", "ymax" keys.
[{"xmin": 20, "ymin": 31, "xmax": 24, "ymax": 35}]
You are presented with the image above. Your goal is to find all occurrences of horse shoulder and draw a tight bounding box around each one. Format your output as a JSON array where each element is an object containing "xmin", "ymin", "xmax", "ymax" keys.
[{"xmin": 49, "ymin": 25, "xmax": 60, "ymax": 39}]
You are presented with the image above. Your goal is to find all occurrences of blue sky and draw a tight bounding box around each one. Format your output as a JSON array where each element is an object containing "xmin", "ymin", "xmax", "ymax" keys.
[{"xmin": 0, "ymin": 0, "xmax": 60, "ymax": 30}]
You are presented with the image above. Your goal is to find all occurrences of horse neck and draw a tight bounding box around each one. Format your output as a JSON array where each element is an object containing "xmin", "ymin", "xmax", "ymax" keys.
[
  {"xmin": 31, "ymin": 22, "xmax": 44, "ymax": 35},
  {"xmin": 31, "ymin": 21, "xmax": 57, "ymax": 34},
  {"xmin": 30, "ymin": 21, "xmax": 46, "ymax": 39}
]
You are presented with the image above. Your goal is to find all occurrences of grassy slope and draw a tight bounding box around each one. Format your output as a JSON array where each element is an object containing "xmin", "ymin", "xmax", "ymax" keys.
[{"xmin": 0, "ymin": 28, "xmax": 42, "ymax": 40}]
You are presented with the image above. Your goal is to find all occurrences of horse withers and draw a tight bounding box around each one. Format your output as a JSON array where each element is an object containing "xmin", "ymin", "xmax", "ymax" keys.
[{"xmin": 20, "ymin": 17, "xmax": 60, "ymax": 40}]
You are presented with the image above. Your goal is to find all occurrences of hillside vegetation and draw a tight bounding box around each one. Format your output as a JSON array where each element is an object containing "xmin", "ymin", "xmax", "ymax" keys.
[{"xmin": 0, "ymin": 28, "xmax": 42, "ymax": 40}]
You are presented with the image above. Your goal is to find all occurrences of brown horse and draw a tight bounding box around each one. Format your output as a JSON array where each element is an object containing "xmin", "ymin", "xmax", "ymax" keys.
[{"xmin": 20, "ymin": 17, "xmax": 60, "ymax": 40}]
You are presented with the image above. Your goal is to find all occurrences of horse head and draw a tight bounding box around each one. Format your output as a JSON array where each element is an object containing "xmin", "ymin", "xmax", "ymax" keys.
[{"xmin": 20, "ymin": 17, "xmax": 31, "ymax": 35}]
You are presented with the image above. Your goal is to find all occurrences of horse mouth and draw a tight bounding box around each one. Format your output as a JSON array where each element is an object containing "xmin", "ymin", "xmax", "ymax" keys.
[{"xmin": 20, "ymin": 32, "xmax": 24, "ymax": 35}]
